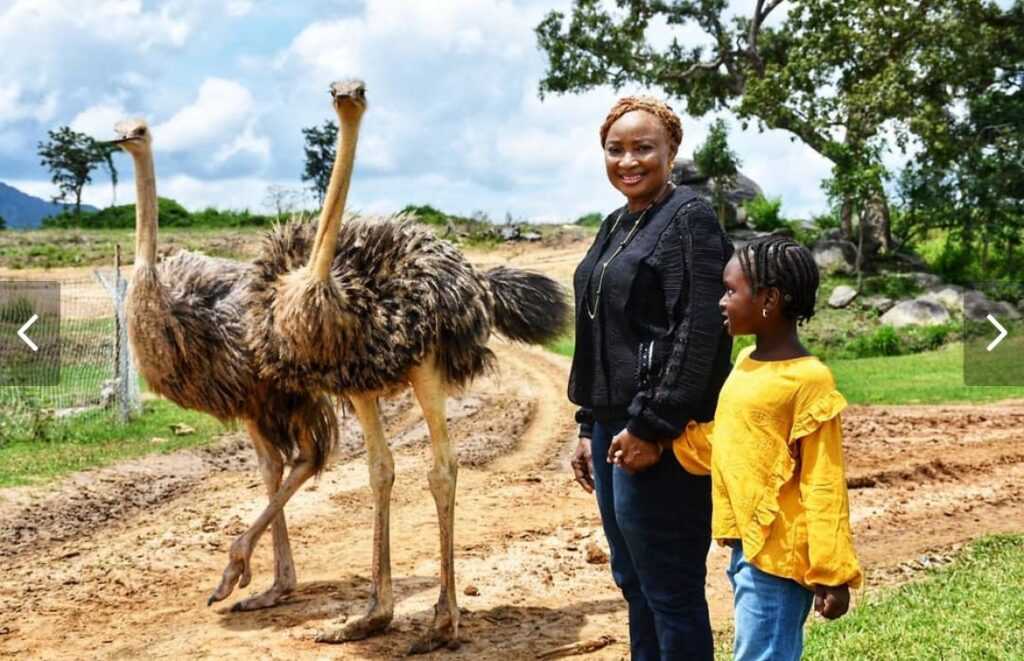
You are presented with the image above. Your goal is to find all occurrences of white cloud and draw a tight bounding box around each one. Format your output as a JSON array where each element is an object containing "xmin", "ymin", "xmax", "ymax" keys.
[
  {"xmin": 70, "ymin": 102, "xmax": 130, "ymax": 139},
  {"xmin": 225, "ymin": 0, "xmax": 254, "ymax": 18},
  {"xmin": 212, "ymin": 119, "xmax": 272, "ymax": 167},
  {"xmin": 154, "ymin": 78, "xmax": 254, "ymax": 153},
  {"xmin": 0, "ymin": 84, "xmax": 58, "ymax": 125}
]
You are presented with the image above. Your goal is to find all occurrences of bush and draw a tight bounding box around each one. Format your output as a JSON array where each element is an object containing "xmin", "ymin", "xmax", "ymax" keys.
[
  {"xmin": 837, "ymin": 322, "xmax": 958, "ymax": 359},
  {"xmin": 575, "ymin": 212, "xmax": 603, "ymax": 227},
  {"xmin": 41, "ymin": 198, "xmax": 271, "ymax": 229},
  {"xmin": 401, "ymin": 204, "xmax": 450, "ymax": 226},
  {"xmin": 744, "ymin": 194, "xmax": 787, "ymax": 231},
  {"xmin": 862, "ymin": 274, "xmax": 924, "ymax": 300}
]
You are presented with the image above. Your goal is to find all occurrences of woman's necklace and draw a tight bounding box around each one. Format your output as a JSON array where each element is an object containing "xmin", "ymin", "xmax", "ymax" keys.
[{"xmin": 585, "ymin": 183, "xmax": 673, "ymax": 320}]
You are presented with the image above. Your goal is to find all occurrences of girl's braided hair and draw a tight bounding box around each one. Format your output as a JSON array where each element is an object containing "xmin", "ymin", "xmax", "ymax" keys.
[
  {"xmin": 599, "ymin": 96, "xmax": 683, "ymax": 155},
  {"xmin": 736, "ymin": 235, "xmax": 820, "ymax": 324}
]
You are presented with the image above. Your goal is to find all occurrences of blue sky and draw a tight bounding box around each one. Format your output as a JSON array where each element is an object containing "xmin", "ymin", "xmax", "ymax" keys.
[{"xmin": 0, "ymin": 0, "xmax": 882, "ymax": 222}]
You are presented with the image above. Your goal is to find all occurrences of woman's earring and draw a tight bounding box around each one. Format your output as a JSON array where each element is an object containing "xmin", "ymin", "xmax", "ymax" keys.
[{"xmin": 762, "ymin": 308, "xmax": 768, "ymax": 319}]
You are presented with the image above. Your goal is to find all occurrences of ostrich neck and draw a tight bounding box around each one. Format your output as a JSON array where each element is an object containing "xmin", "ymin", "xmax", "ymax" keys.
[
  {"xmin": 310, "ymin": 114, "xmax": 362, "ymax": 281},
  {"xmin": 132, "ymin": 148, "xmax": 159, "ymax": 269}
]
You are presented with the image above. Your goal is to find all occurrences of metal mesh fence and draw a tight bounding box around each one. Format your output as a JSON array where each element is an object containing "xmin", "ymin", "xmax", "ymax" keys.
[{"xmin": 0, "ymin": 268, "xmax": 141, "ymax": 419}]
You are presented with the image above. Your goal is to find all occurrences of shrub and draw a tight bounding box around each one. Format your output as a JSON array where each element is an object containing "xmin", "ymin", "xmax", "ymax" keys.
[
  {"xmin": 744, "ymin": 194, "xmax": 787, "ymax": 231},
  {"xmin": 575, "ymin": 212, "xmax": 603, "ymax": 227},
  {"xmin": 401, "ymin": 204, "xmax": 450, "ymax": 226}
]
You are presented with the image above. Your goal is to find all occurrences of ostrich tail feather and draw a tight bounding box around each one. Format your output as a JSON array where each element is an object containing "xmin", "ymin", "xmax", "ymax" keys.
[{"xmin": 485, "ymin": 266, "xmax": 571, "ymax": 344}]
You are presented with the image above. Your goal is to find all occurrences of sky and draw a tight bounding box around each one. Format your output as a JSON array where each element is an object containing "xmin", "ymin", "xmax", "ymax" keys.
[{"xmin": 0, "ymin": 0, "xmax": 898, "ymax": 223}]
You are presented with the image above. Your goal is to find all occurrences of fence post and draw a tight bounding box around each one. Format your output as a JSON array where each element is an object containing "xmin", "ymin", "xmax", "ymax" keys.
[{"xmin": 114, "ymin": 244, "xmax": 122, "ymax": 390}]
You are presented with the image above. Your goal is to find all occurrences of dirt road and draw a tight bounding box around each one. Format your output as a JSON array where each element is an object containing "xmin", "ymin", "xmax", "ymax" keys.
[{"xmin": 2, "ymin": 241, "xmax": 1023, "ymax": 659}]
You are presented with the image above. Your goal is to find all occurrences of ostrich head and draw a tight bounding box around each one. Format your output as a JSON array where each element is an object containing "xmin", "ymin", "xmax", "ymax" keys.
[
  {"xmin": 112, "ymin": 118, "xmax": 152, "ymax": 155},
  {"xmin": 330, "ymin": 79, "xmax": 367, "ymax": 123}
]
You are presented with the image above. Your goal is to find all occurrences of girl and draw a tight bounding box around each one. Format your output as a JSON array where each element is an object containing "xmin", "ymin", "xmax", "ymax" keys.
[{"xmin": 615, "ymin": 235, "xmax": 862, "ymax": 660}]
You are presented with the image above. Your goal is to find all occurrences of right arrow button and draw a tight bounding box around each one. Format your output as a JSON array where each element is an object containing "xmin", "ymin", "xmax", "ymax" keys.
[{"xmin": 987, "ymin": 314, "xmax": 1008, "ymax": 352}]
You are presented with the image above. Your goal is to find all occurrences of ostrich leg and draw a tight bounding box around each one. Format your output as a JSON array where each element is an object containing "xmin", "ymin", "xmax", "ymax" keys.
[
  {"xmin": 407, "ymin": 357, "xmax": 460, "ymax": 654},
  {"xmin": 208, "ymin": 437, "xmax": 317, "ymax": 607},
  {"xmin": 228, "ymin": 422, "xmax": 298, "ymax": 612},
  {"xmin": 317, "ymin": 393, "xmax": 396, "ymax": 643}
]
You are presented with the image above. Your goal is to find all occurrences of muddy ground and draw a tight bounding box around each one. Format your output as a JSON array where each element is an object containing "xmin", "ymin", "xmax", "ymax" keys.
[{"xmin": 1, "ymin": 241, "xmax": 1023, "ymax": 660}]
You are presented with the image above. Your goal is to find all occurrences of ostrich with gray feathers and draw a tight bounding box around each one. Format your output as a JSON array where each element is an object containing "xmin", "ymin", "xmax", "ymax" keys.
[
  {"xmin": 111, "ymin": 118, "xmax": 338, "ymax": 614},
  {"xmin": 242, "ymin": 79, "xmax": 571, "ymax": 653}
]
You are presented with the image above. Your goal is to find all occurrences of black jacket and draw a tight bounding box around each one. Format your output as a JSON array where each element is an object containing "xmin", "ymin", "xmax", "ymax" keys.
[{"xmin": 568, "ymin": 186, "xmax": 734, "ymax": 443}]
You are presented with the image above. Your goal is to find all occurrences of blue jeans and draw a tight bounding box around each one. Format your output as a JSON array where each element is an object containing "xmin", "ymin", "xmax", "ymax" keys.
[
  {"xmin": 726, "ymin": 545, "xmax": 814, "ymax": 661},
  {"xmin": 591, "ymin": 419, "xmax": 713, "ymax": 661}
]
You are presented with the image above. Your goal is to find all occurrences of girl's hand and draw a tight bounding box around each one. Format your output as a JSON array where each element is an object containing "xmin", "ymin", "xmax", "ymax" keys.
[
  {"xmin": 571, "ymin": 437, "xmax": 595, "ymax": 493},
  {"xmin": 814, "ymin": 584, "xmax": 850, "ymax": 619},
  {"xmin": 607, "ymin": 430, "xmax": 662, "ymax": 474}
]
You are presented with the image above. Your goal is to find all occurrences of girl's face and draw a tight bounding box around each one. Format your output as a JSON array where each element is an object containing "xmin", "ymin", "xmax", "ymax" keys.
[
  {"xmin": 603, "ymin": 110, "xmax": 676, "ymax": 210},
  {"xmin": 720, "ymin": 255, "xmax": 768, "ymax": 336}
]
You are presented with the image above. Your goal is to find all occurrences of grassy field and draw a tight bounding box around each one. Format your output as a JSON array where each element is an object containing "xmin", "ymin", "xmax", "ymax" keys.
[
  {"xmin": 547, "ymin": 333, "xmax": 1024, "ymax": 405},
  {"xmin": 0, "ymin": 400, "xmax": 228, "ymax": 487},
  {"xmin": 802, "ymin": 535, "xmax": 1024, "ymax": 660}
]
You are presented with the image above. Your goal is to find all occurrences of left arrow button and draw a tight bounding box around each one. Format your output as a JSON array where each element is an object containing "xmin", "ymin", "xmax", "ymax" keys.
[{"xmin": 18, "ymin": 314, "xmax": 39, "ymax": 352}]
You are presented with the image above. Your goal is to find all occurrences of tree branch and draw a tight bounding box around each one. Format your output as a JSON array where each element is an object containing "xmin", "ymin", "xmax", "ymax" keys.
[{"xmin": 749, "ymin": 0, "xmax": 784, "ymax": 74}]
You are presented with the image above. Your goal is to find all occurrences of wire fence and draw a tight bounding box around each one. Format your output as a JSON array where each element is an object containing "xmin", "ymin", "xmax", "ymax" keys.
[{"xmin": 0, "ymin": 259, "xmax": 141, "ymax": 420}]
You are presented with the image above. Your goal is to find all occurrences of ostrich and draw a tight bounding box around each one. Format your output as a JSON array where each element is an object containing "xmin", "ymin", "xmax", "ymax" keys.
[
  {"xmin": 111, "ymin": 119, "xmax": 338, "ymax": 612},
  {"xmin": 236, "ymin": 80, "xmax": 571, "ymax": 652}
]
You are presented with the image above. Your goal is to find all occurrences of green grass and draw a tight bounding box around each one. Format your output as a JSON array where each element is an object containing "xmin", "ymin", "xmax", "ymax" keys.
[
  {"xmin": 830, "ymin": 343, "xmax": 1024, "ymax": 405},
  {"xmin": 0, "ymin": 400, "xmax": 228, "ymax": 487},
  {"xmin": 549, "ymin": 334, "xmax": 1024, "ymax": 405},
  {"xmin": 802, "ymin": 535, "xmax": 1024, "ymax": 660}
]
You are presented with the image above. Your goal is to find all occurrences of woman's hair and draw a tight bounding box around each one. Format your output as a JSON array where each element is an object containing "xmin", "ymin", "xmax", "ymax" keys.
[
  {"xmin": 736, "ymin": 235, "xmax": 820, "ymax": 324},
  {"xmin": 600, "ymin": 96, "xmax": 683, "ymax": 155}
]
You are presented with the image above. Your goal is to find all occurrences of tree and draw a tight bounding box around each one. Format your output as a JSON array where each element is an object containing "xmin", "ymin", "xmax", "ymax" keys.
[
  {"xmin": 37, "ymin": 126, "xmax": 115, "ymax": 217},
  {"xmin": 263, "ymin": 185, "xmax": 302, "ymax": 222},
  {"xmin": 536, "ymin": 0, "xmax": 1017, "ymax": 259},
  {"xmin": 0, "ymin": 214, "xmax": 6, "ymax": 231},
  {"xmin": 301, "ymin": 121, "xmax": 338, "ymax": 206},
  {"xmin": 693, "ymin": 118, "xmax": 740, "ymax": 226},
  {"xmin": 895, "ymin": 51, "xmax": 1024, "ymax": 283}
]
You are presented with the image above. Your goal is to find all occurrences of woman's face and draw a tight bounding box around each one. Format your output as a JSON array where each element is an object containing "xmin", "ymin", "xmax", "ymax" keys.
[{"xmin": 603, "ymin": 110, "xmax": 676, "ymax": 210}]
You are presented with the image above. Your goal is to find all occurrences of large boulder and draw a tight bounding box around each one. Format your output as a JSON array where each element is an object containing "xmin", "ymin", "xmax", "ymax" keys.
[
  {"xmin": 813, "ymin": 240, "xmax": 857, "ymax": 274},
  {"xmin": 879, "ymin": 299, "xmax": 951, "ymax": 327},
  {"xmin": 963, "ymin": 290, "xmax": 1022, "ymax": 321},
  {"xmin": 919, "ymin": 287, "xmax": 964, "ymax": 314},
  {"xmin": 860, "ymin": 295, "xmax": 895, "ymax": 314},
  {"xmin": 671, "ymin": 158, "xmax": 764, "ymax": 227},
  {"xmin": 828, "ymin": 285, "xmax": 858, "ymax": 309}
]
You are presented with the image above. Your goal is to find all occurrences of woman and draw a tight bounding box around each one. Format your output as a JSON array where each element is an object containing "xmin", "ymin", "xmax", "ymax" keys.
[{"xmin": 568, "ymin": 96, "xmax": 733, "ymax": 660}]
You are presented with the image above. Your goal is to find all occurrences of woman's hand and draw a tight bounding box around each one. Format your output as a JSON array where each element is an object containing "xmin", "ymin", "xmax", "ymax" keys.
[
  {"xmin": 608, "ymin": 429, "xmax": 662, "ymax": 474},
  {"xmin": 814, "ymin": 584, "xmax": 850, "ymax": 619},
  {"xmin": 571, "ymin": 437, "xmax": 595, "ymax": 493}
]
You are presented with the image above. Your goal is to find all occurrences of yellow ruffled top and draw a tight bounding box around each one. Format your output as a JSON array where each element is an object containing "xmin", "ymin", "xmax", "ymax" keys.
[{"xmin": 674, "ymin": 346, "xmax": 863, "ymax": 589}]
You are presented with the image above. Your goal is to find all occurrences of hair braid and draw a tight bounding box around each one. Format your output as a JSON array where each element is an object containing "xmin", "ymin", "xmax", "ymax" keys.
[{"xmin": 737, "ymin": 235, "xmax": 820, "ymax": 324}]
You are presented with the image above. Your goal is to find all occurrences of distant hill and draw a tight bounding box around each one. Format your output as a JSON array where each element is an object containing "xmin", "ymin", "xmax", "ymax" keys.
[{"xmin": 0, "ymin": 181, "xmax": 97, "ymax": 229}]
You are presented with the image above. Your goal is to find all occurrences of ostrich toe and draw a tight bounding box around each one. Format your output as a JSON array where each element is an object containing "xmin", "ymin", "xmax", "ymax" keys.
[
  {"xmin": 230, "ymin": 581, "xmax": 295, "ymax": 612},
  {"xmin": 315, "ymin": 603, "xmax": 393, "ymax": 644},
  {"xmin": 207, "ymin": 536, "xmax": 254, "ymax": 606}
]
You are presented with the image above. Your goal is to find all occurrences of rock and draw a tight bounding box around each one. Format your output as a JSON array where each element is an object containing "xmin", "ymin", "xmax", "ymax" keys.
[
  {"xmin": 170, "ymin": 423, "xmax": 196, "ymax": 436},
  {"xmin": 963, "ymin": 290, "xmax": 1022, "ymax": 321},
  {"xmin": 860, "ymin": 295, "xmax": 895, "ymax": 314},
  {"xmin": 919, "ymin": 287, "xmax": 963, "ymax": 313},
  {"xmin": 812, "ymin": 240, "xmax": 857, "ymax": 274},
  {"xmin": 879, "ymin": 300, "xmax": 951, "ymax": 327},
  {"xmin": 904, "ymin": 272, "xmax": 942, "ymax": 288},
  {"xmin": 671, "ymin": 158, "xmax": 764, "ymax": 227},
  {"xmin": 521, "ymin": 231, "xmax": 542, "ymax": 242},
  {"xmin": 585, "ymin": 541, "xmax": 609, "ymax": 565},
  {"xmin": 463, "ymin": 584, "xmax": 480, "ymax": 597},
  {"xmin": 828, "ymin": 285, "xmax": 858, "ymax": 309}
]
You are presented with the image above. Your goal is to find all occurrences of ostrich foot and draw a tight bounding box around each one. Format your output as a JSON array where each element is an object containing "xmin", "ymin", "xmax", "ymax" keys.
[
  {"xmin": 315, "ymin": 602, "xmax": 393, "ymax": 643},
  {"xmin": 208, "ymin": 537, "xmax": 254, "ymax": 606},
  {"xmin": 230, "ymin": 581, "xmax": 295, "ymax": 612},
  {"xmin": 408, "ymin": 612, "xmax": 460, "ymax": 655}
]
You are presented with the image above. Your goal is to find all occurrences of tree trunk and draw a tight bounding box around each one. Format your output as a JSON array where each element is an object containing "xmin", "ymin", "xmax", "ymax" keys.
[{"xmin": 841, "ymin": 199, "xmax": 854, "ymax": 241}]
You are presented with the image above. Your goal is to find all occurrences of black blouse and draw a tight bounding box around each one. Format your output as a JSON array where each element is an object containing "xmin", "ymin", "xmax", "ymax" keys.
[{"xmin": 569, "ymin": 186, "xmax": 734, "ymax": 443}]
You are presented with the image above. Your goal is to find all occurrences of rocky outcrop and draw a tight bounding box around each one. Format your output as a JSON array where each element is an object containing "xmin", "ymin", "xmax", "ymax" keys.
[
  {"xmin": 671, "ymin": 158, "xmax": 764, "ymax": 227},
  {"xmin": 879, "ymin": 300, "xmax": 952, "ymax": 327}
]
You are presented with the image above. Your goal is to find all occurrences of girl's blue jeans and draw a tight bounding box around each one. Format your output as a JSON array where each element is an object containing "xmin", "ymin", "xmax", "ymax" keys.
[
  {"xmin": 591, "ymin": 419, "xmax": 714, "ymax": 661},
  {"xmin": 726, "ymin": 544, "xmax": 814, "ymax": 661}
]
